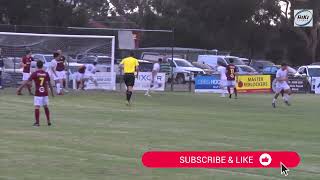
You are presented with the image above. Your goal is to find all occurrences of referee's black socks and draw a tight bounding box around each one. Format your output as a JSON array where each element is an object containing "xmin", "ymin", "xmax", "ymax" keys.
[{"xmin": 126, "ymin": 90, "xmax": 133, "ymax": 102}]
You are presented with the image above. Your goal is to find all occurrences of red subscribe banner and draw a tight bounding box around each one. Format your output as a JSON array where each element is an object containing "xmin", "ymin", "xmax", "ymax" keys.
[{"xmin": 142, "ymin": 151, "xmax": 300, "ymax": 168}]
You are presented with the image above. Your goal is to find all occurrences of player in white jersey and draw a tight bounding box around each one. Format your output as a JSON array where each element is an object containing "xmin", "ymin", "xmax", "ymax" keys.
[
  {"xmin": 48, "ymin": 53, "xmax": 62, "ymax": 95},
  {"xmin": 217, "ymin": 61, "xmax": 227, "ymax": 97},
  {"xmin": 145, "ymin": 58, "xmax": 162, "ymax": 96},
  {"xmin": 272, "ymin": 62, "xmax": 292, "ymax": 108},
  {"xmin": 84, "ymin": 61, "xmax": 98, "ymax": 87}
]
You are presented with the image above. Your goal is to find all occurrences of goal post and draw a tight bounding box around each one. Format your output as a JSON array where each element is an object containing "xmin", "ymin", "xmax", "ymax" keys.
[{"xmin": 0, "ymin": 32, "xmax": 116, "ymax": 90}]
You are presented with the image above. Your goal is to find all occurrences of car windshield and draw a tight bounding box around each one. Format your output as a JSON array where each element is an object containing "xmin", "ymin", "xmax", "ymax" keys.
[
  {"xmin": 194, "ymin": 63, "xmax": 211, "ymax": 69},
  {"xmin": 44, "ymin": 56, "xmax": 54, "ymax": 62},
  {"xmin": 240, "ymin": 66, "xmax": 256, "ymax": 72},
  {"xmin": 175, "ymin": 60, "xmax": 193, "ymax": 67},
  {"xmin": 97, "ymin": 57, "xmax": 111, "ymax": 64},
  {"xmin": 225, "ymin": 57, "xmax": 245, "ymax": 65},
  {"xmin": 308, "ymin": 68, "xmax": 320, "ymax": 77}
]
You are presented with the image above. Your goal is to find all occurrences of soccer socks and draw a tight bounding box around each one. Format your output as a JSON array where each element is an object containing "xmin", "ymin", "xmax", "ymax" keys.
[
  {"xmin": 227, "ymin": 87, "xmax": 231, "ymax": 94},
  {"xmin": 234, "ymin": 88, "xmax": 238, "ymax": 97},
  {"xmin": 126, "ymin": 91, "xmax": 133, "ymax": 102},
  {"xmin": 44, "ymin": 107, "xmax": 50, "ymax": 124},
  {"xmin": 35, "ymin": 109, "xmax": 40, "ymax": 125},
  {"xmin": 56, "ymin": 83, "xmax": 61, "ymax": 94},
  {"xmin": 284, "ymin": 94, "xmax": 290, "ymax": 102}
]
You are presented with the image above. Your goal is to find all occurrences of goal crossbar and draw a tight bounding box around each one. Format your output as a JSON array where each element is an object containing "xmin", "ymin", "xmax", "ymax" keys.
[{"xmin": 0, "ymin": 32, "xmax": 115, "ymax": 39}]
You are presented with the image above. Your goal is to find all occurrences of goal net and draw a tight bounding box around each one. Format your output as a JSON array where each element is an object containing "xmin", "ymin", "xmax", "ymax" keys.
[{"xmin": 0, "ymin": 32, "xmax": 115, "ymax": 90}]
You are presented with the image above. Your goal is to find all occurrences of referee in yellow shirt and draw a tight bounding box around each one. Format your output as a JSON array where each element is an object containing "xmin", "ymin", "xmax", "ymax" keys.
[{"xmin": 120, "ymin": 52, "xmax": 139, "ymax": 105}]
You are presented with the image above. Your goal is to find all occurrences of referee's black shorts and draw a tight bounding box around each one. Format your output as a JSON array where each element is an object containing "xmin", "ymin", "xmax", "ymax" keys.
[{"xmin": 123, "ymin": 73, "xmax": 135, "ymax": 87}]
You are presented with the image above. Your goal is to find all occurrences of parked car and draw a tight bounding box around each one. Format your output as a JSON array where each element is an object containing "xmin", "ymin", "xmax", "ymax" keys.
[
  {"xmin": 262, "ymin": 65, "xmax": 297, "ymax": 75},
  {"xmin": 311, "ymin": 62, "xmax": 320, "ymax": 65},
  {"xmin": 2, "ymin": 57, "xmax": 23, "ymax": 73},
  {"xmin": 192, "ymin": 62, "xmax": 214, "ymax": 75},
  {"xmin": 239, "ymin": 58, "xmax": 250, "ymax": 65},
  {"xmin": 197, "ymin": 55, "xmax": 245, "ymax": 69},
  {"xmin": 168, "ymin": 58, "xmax": 204, "ymax": 84},
  {"xmin": 236, "ymin": 65, "xmax": 258, "ymax": 75},
  {"xmin": 77, "ymin": 55, "xmax": 114, "ymax": 73},
  {"xmin": 295, "ymin": 65, "xmax": 320, "ymax": 92},
  {"xmin": 250, "ymin": 60, "xmax": 275, "ymax": 72}
]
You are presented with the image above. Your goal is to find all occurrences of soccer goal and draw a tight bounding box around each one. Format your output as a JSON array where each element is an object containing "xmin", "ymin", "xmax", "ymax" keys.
[{"xmin": 0, "ymin": 32, "xmax": 116, "ymax": 90}]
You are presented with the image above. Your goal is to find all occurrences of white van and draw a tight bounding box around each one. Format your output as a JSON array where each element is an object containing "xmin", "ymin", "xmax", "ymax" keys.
[
  {"xmin": 167, "ymin": 58, "xmax": 205, "ymax": 84},
  {"xmin": 197, "ymin": 55, "xmax": 245, "ymax": 69}
]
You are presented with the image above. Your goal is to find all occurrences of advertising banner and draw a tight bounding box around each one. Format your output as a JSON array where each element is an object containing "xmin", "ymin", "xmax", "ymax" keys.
[
  {"xmin": 288, "ymin": 77, "xmax": 307, "ymax": 93},
  {"xmin": 315, "ymin": 78, "xmax": 320, "ymax": 94},
  {"xmin": 236, "ymin": 75, "xmax": 271, "ymax": 93},
  {"xmin": 195, "ymin": 75, "xmax": 226, "ymax": 93},
  {"xmin": 84, "ymin": 72, "xmax": 116, "ymax": 90},
  {"xmin": 133, "ymin": 72, "xmax": 166, "ymax": 91}
]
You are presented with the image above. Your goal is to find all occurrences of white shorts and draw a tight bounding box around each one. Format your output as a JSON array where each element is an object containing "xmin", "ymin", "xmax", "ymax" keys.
[
  {"xmin": 220, "ymin": 79, "xmax": 227, "ymax": 88},
  {"xmin": 76, "ymin": 72, "xmax": 85, "ymax": 81},
  {"xmin": 276, "ymin": 83, "xmax": 291, "ymax": 93},
  {"xmin": 34, "ymin": 96, "xmax": 49, "ymax": 106},
  {"xmin": 22, "ymin": 73, "xmax": 30, "ymax": 81},
  {"xmin": 227, "ymin": 80, "xmax": 236, "ymax": 87},
  {"xmin": 49, "ymin": 72, "xmax": 59, "ymax": 81},
  {"xmin": 56, "ymin": 71, "xmax": 66, "ymax": 80}
]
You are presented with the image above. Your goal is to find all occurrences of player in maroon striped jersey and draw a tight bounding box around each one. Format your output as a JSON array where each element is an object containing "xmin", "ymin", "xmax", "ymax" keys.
[
  {"xmin": 17, "ymin": 61, "xmax": 54, "ymax": 126},
  {"xmin": 17, "ymin": 50, "xmax": 34, "ymax": 95},
  {"xmin": 57, "ymin": 50, "xmax": 68, "ymax": 92},
  {"xmin": 226, "ymin": 59, "xmax": 238, "ymax": 99}
]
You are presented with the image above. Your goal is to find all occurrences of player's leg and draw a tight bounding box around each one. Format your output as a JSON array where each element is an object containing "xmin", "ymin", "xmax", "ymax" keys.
[
  {"xmin": 43, "ymin": 97, "xmax": 51, "ymax": 126},
  {"xmin": 27, "ymin": 81, "xmax": 33, "ymax": 95},
  {"xmin": 33, "ymin": 97, "xmax": 41, "ymax": 126},
  {"xmin": 17, "ymin": 73, "xmax": 30, "ymax": 95},
  {"xmin": 145, "ymin": 80, "xmax": 153, "ymax": 96},
  {"xmin": 227, "ymin": 81, "xmax": 232, "ymax": 98},
  {"xmin": 80, "ymin": 76, "xmax": 85, "ymax": 90},
  {"xmin": 76, "ymin": 73, "xmax": 81, "ymax": 90},
  {"xmin": 125, "ymin": 74, "xmax": 134, "ymax": 105},
  {"xmin": 231, "ymin": 81, "xmax": 237, "ymax": 99},
  {"xmin": 89, "ymin": 75, "xmax": 98, "ymax": 87},
  {"xmin": 220, "ymin": 80, "xmax": 226, "ymax": 97},
  {"xmin": 62, "ymin": 72, "xmax": 69, "ymax": 93},
  {"xmin": 55, "ymin": 79, "xmax": 62, "ymax": 95},
  {"xmin": 283, "ymin": 85, "xmax": 292, "ymax": 106},
  {"xmin": 272, "ymin": 85, "xmax": 282, "ymax": 108}
]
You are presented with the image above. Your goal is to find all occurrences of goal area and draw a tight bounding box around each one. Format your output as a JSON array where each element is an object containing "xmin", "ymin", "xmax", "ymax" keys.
[{"xmin": 0, "ymin": 32, "xmax": 116, "ymax": 90}]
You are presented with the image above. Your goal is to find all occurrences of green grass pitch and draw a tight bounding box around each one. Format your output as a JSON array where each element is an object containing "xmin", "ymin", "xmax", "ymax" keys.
[{"xmin": 0, "ymin": 89, "xmax": 319, "ymax": 180}]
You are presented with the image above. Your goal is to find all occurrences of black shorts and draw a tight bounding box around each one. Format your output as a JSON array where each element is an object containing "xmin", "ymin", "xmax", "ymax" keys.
[{"xmin": 124, "ymin": 73, "xmax": 135, "ymax": 87}]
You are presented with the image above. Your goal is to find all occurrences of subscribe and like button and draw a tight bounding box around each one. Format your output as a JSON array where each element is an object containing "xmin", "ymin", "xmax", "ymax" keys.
[{"xmin": 142, "ymin": 152, "xmax": 300, "ymax": 169}]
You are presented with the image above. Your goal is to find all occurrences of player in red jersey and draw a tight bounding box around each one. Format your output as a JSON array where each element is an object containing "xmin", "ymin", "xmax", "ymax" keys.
[
  {"xmin": 17, "ymin": 50, "xmax": 34, "ymax": 95},
  {"xmin": 226, "ymin": 59, "xmax": 238, "ymax": 99},
  {"xmin": 17, "ymin": 60, "xmax": 54, "ymax": 127},
  {"xmin": 76, "ymin": 65, "xmax": 86, "ymax": 90},
  {"xmin": 56, "ymin": 50, "xmax": 68, "ymax": 92}
]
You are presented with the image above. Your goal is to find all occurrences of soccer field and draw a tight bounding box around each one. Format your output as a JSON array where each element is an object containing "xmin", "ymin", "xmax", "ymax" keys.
[{"xmin": 0, "ymin": 90, "xmax": 319, "ymax": 180}]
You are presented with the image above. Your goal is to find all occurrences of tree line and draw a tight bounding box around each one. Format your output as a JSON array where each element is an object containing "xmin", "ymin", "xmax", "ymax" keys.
[{"xmin": 0, "ymin": 0, "xmax": 319, "ymax": 65}]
